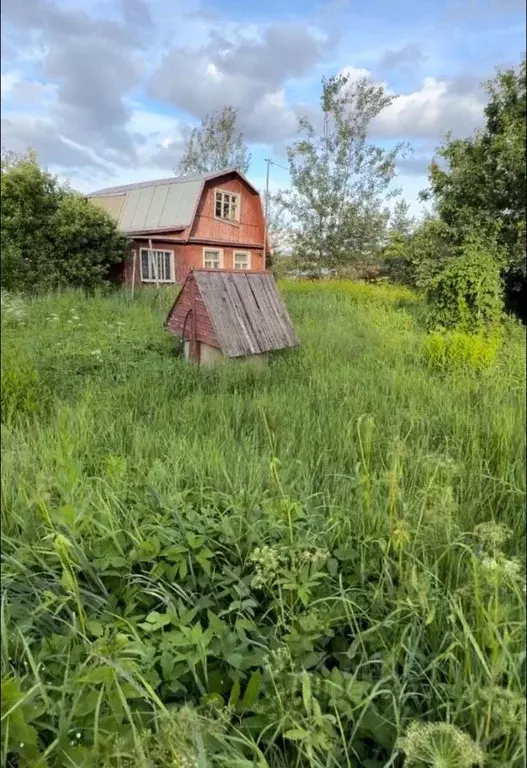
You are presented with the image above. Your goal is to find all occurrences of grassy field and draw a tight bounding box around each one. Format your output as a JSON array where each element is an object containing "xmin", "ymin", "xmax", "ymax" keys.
[{"xmin": 1, "ymin": 281, "xmax": 525, "ymax": 767}]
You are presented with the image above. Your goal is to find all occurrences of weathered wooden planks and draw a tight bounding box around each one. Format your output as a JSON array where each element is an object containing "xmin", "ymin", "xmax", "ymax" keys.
[{"xmin": 165, "ymin": 269, "xmax": 299, "ymax": 358}]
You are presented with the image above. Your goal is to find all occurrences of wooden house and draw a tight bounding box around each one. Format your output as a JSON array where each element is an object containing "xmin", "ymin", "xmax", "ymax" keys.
[
  {"xmin": 165, "ymin": 269, "xmax": 299, "ymax": 364},
  {"xmin": 87, "ymin": 169, "xmax": 268, "ymax": 286}
]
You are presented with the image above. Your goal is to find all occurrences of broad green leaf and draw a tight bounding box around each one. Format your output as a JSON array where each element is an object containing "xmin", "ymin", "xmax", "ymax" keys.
[
  {"xmin": 284, "ymin": 728, "xmax": 309, "ymax": 741},
  {"xmin": 301, "ymin": 671, "xmax": 312, "ymax": 714},
  {"xmin": 228, "ymin": 679, "xmax": 241, "ymax": 708},
  {"xmin": 240, "ymin": 670, "xmax": 261, "ymax": 710}
]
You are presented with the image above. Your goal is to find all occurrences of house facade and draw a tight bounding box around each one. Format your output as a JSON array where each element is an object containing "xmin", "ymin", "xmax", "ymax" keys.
[{"xmin": 87, "ymin": 169, "xmax": 268, "ymax": 286}]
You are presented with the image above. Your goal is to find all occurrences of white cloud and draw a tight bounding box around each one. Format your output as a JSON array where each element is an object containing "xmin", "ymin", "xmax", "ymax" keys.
[
  {"xmin": 338, "ymin": 65, "xmax": 373, "ymax": 82},
  {"xmin": 374, "ymin": 76, "xmax": 485, "ymax": 138},
  {"xmin": 1, "ymin": 70, "xmax": 23, "ymax": 95}
]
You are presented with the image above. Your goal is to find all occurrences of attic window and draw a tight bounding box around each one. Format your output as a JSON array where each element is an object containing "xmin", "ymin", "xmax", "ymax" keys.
[
  {"xmin": 140, "ymin": 249, "xmax": 174, "ymax": 282},
  {"xmin": 215, "ymin": 189, "xmax": 239, "ymax": 222}
]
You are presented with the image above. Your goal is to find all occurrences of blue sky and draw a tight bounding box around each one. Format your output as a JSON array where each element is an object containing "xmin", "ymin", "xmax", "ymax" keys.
[{"xmin": 1, "ymin": 0, "xmax": 525, "ymax": 216}]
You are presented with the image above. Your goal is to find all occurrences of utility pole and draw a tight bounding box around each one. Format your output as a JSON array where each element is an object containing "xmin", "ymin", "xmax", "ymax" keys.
[{"xmin": 264, "ymin": 158, "xmax": 271, "ymax": 270}]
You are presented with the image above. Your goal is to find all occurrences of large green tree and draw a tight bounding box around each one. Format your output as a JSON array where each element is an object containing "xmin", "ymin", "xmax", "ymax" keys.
[
  {"xmin": 178, "ymin": 106, "xmax": 251, "ymax": 176},
  {"xmin": 278, "ymin": 73, "xmax": 408, "ymax": 268},
  {"xmin": 1, "ymin": 148, "xmax": 129, "ymax": 292},
  {"xmin": 420, "ymin": 57, "xmax": 526, "ymax": 317}
]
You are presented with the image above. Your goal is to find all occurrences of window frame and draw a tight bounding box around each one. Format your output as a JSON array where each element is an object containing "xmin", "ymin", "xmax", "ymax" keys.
[
  {"xmin": 202, "ymin": 247, "xmax": 224, "ymax": 269},
  {"xmin": 233, "ymin": 250, "xmax": 251, "ymax": 270},
  {"xmin": 139, "ymin": 248, "xmax": 175, "ymax": 283},
  {"xmin": 214, "ymin": 188, "xmax": 241, "ymax": 224}
]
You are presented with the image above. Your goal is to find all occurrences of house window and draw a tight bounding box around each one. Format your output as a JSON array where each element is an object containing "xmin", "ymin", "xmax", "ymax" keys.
[
  {"xmin": 233, "ymin": 251, "xmax": 250, "ymax": 270},
  {"xmin": 215, "ymin": 189, "xmax": 239, "ymax": 222},
  {"xmin": 140, "ymin": 249, "xmax": 174, "ymax": 282},
  {"xmin": 203, "ymin": 249, "xmax": 222, "ymax": 269}
]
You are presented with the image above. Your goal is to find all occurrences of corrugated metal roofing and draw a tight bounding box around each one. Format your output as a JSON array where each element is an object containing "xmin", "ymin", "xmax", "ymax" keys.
[
  {"xmin": 166, "ymin": 270, "xmax": 300, "ymax": 358},
  {"xmin": 87, "ymin": 177, "xmax": 202, "ymax": 233},
  {"xmin": 87, "ymin": 168, "xmax": 260, "ymax": 236}
]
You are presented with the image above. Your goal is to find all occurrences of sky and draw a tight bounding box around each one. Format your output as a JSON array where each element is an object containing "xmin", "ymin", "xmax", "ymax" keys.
[{"xmin": 1, "ymin": 0, "xmax": 525, "ymax": 217}]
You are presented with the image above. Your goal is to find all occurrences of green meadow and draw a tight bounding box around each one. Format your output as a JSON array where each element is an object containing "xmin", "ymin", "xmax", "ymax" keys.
[{"xmin": 1, "ymin": 281, "xmax": 525, "ymax": 767}]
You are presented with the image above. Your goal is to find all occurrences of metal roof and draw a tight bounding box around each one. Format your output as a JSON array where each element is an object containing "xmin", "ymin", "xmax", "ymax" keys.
[
  {"xmin": 167, "ymin": 269, "xmax": 300, "ymax": 358},
  {"xmin": 87, "ymin": 169, "xmax": 260, "ymax": 235}
]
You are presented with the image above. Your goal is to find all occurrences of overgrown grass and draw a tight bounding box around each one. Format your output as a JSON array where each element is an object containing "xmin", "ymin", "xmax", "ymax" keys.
[{"xmin": 1, "ymin": 281, "xmax": 525, "ymax": 767}]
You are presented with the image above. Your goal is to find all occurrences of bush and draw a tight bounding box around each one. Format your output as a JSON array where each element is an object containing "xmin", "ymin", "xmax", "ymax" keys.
[
  {"xmin": 424, "ymin": 330, "xmax": 501, "ymax": 372},
  {"xmin": 383, "ymin": 218, "xmax": 457, "ymax": 287},
  {"xmin": 424, "ymin": 235, "xmax": 504, "ymax": 333},
  {"xmin": 1, "ymin": 149, "xmax": 130, "ymax": 293}
]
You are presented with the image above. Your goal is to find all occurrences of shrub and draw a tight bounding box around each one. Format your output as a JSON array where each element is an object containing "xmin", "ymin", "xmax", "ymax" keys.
[
  {"xmin": 424, "ymin": 330, "xmax": 501, "ymax": 372},
  {"xmin": 383, "ymin": 218, "xmax": 457, "ymax": 288},
  {"xmin": 424, "ymin": 234, "xmax": 504, "ymax": 333},
  {"xmin": 1, "ymin": 149, "xmax": 129, "ymax": 293}
]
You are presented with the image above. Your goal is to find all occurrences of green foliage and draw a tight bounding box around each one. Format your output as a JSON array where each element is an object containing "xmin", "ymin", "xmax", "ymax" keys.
[
  {"xmin": 1, "ymin": 148, "xmax": 61, "ymax": 292},
  {"xmin": 382, "ymin": 200, "xmax": 413, "ymax": 283},
  {"xmin": 0, "ymin": 149, "xmax": 130, "ymax": 293},
  {"xmin": 385, "ymin": 216, "xmax": 458, "ymax": 288},
  {"xmin": 1, "ymin": 284, "xmax": 525, "ymax": 767},
  {"xmin": 178, "ymin": 105, "xmax": 251, "ymax": 176},
  {"xmin": 424, "ymin": 331, "xmax": 501, "ymax": 372},
  {"xmin": 51, "ymin": 194, "xmax": 131, "ymax": 289},
  {"xmin": 279, "ymin": 73, "xmax": 408, "ymax": 267},
  {"xmin": 1, "ymin": 290, "xmax": 28, "ymax": 326},
  {"xmin": 1, "ymin": 348, "xmax": 44, "ymax": 420},
  {"xmin": 424, "ymin": 235, "xmax": 504, "ymax": 332},
  {"xmin": 420, "ymin": 56, "xmax": 526, "ymax": 317}
]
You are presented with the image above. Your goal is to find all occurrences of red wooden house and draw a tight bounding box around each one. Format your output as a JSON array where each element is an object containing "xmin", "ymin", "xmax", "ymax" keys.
[{"xmin": 87, "ymin": 169, "xmax": 268, "ymax": 286}]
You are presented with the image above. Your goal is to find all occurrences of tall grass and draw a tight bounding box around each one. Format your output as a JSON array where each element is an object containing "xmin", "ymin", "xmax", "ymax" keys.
[{"xmin": 1, "ymin": 282, "xmax": 525, "ymax": 767}]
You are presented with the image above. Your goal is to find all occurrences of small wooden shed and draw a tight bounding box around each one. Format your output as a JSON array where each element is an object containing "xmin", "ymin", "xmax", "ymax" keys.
[{"xmin": 164, "ymin": 269, "xmax": 299, "ymax": 364}]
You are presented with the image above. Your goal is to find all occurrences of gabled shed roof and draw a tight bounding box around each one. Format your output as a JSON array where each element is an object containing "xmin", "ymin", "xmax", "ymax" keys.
[
  {"xmin": 165, "ymin": 269, "xmax": 300, "ymax": 358},
  {"xmin": 86, "ymin": 169, "xmax": 260, "ymax": 236}
]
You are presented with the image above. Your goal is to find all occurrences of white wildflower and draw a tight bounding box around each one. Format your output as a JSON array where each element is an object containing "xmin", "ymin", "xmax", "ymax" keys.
[
  {"xmin": 474, "ymin": 521, "xmax": 511, "ymax": 548},
  {"xmin": 480, "ymin": 554, "xmax": 523, "ymax": 586},
  {"xmin": 398, "ymin": 721, "xmax": 484, "ymax": 767},
  {"xmin": 249, "ymin": 545, "xmax": 286, "ymax": 587}
]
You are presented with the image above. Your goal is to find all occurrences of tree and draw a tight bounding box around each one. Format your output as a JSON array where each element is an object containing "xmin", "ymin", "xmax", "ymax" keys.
[
  {"xmin": 390, "ymin": 199, "xmax": 415, "ymax": 237},
  {"xmin": 265, "ymin": 192, "xmax": 293, "ymax": 258},
  {"xmin": 52, "ymin": 194, "xmax": 131, "ymax": 289},
  {"xmin": 1, "ymin": 149, "xmax": 129, "ymax": 292},
  {"xmin": 382, "ymin": 199, "xmax": 417, "ymax": 283},
  {"xmin": 278, "ymin": 73, "xmax": 408, "ymax": 268},
  {"xmin": 420, "ymin": 56, "xmax": 526, "ymax": 317},
  {"xmin": 178, "ymin": 106, "xmax": 251, "ymax": 176}
]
